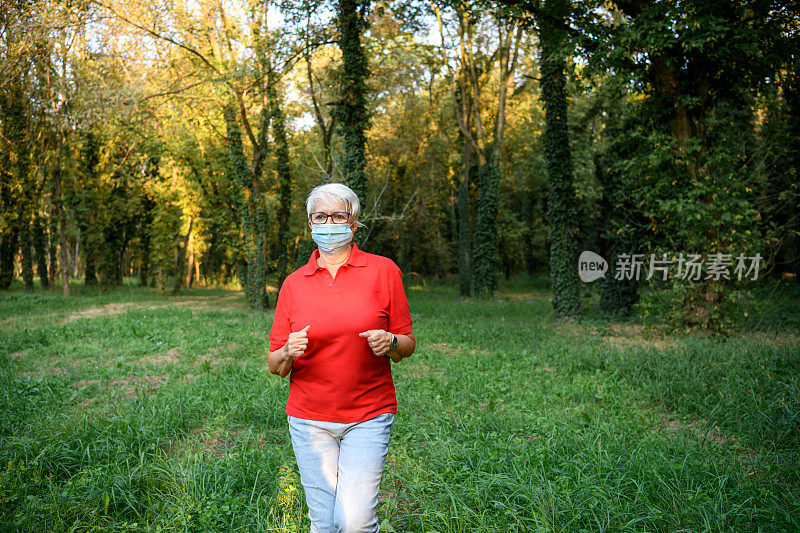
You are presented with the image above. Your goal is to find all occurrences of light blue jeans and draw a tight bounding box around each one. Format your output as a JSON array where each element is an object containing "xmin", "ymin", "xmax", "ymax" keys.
[{"xmin": 288, "ymin": 413, "xmax": 394, "ymax": 533}]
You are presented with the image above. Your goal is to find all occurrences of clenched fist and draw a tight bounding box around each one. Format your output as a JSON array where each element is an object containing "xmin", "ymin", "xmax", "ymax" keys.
[
  {"xmin": 358, "ymin": 329, "xmax": 393, "ymax": 357},
  {"xmin": 285, "ymin": 325, "xmax": 311, "ymax": 360}
]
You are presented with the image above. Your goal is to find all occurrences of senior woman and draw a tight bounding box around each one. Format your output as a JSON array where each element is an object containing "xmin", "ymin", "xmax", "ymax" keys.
[{"xmin": 268, "ymin": 183, "xmax": 415, "ymax": 533}]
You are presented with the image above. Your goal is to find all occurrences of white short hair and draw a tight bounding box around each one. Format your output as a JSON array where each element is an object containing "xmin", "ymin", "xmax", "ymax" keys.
[{"xmin": 306, "ymin": 183, "xmax": 365, "ymax": 227}]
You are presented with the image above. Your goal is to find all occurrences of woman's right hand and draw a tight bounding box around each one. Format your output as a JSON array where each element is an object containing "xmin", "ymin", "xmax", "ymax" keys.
[
  {"xmin": 285, "ymin": 325, "xmax": 311, "ymax": 360},
  {"xmin": 269, "ymin": 325, "xmax": 310, "ymax": 377}
]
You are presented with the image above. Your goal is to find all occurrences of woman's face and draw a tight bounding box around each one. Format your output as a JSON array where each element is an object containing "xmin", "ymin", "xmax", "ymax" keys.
[{"xmin": 308, "ymin": 200, "xmax": 358, "ymax": 232}]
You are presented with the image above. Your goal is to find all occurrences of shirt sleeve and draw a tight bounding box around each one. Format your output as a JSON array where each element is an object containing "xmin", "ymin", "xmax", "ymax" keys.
[
  {"xmin": 269, "ymin": 282, "xmax": 292, "ymax": 351},
  {"xmin": 388, "ymin": 263, "xmax": 413, "ymax": 335}
]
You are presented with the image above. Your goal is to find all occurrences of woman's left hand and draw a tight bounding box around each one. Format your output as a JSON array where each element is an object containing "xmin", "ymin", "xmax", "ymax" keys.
[{"xmin": 358, "ymin": 329, "xmax": 393, "ymax": 357}]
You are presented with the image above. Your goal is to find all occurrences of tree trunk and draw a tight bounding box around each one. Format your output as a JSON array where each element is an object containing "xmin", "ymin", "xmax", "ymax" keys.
[
  {"xmin": 84, "ymin": 225, "xmax": 97, "ymax": 287},
  {"xmin": 32, "ymin": 214, "xmax": 49, "ymax": 289},
  {"xmin": 185, "ymin": 239, "xmax": 195, "ymax": 290},
  {"xmin": 472, "ymin": 22, "xmax": 519, "ymax": 298},
  {"xmin": 270, "ymin": 74, "xmax": 294, "ymax": 288},
  {"xmin": 173, "ymin": 217, "xmax": 193, "ymax": 295},
  {"xmin": 53, "ymin": 136, "xmax": 70, "ymax": 297},
  {"xmin": 472, "ymin": 158, "xmax": 500, "ymax": 297},
  {"xmin": 47, "ymin": 198, "xmax": 57, "ymax": 289},
  {"xmin": 0, "ymin": 225, "xmax": 17, "ymax": 289},
  {"xmin": 139, "ymin": 231, "xmax": 151, "ymax": 287},
  {"xmin": 224, "ymin": 103, "xmax": 269, "ymax": 308},
  {"xmin": 457, "ymin": 123, "xmax": 472, "ymax": 297},
  {"xmin": 539, "ymin": 0, "xmax": 580, "ymax": 322},
  {"xmin": 335, "ymin": 0, "xmax": 369, "ymax": 204},
  {"xmin": 19, "ymin": 211, "xmax": 34, "ymax": 292},
  {"xmin": 594, "ymin": 151, "xmax": 637, "ymax": 317},
  {"xmin": 0, "ymin": 94, "xmax": 14, "ymax": 289},
  {"xmin": 2, "ymin": 79, "xmax": 33, "ymax": 291},
  {"xmin": 0, "ymin": 152, "xmax": 17, "ymax": 288},
  {"xmin": 81, "ymin": 131, "xmax": 100, "ymax": 287}
]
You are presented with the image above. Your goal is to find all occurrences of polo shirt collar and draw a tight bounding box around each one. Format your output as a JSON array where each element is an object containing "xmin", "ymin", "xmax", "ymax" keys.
[{"xmin": 301, "ymin": 243, "xmax": 367, "ymax": 276}]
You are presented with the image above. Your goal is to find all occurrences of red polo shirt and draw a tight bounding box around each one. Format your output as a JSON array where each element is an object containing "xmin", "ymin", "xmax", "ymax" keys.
[{"xmin": 269, "ymin": 243, "xmax": 413, "ymax": 423}]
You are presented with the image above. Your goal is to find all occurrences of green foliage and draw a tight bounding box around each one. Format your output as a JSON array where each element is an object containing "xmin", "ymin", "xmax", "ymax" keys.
[{"xmin": 593, "ymin": 0, "xmax": 795, "ymax": 327}]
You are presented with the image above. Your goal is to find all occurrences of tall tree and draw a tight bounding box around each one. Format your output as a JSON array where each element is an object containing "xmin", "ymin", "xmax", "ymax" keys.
[
  {"xmin": 471, "ymin": 17, "xmax": 521, "ymax": 297},
  {"xmin": 199, "ymin": 0, "xmax": 273, "ymax": 307},
  {"xmin": 269, "ymin": 72, "xmax": 294, "ymax": 287},
  {"xmin": 334, "ymin": 0, "xmax": 370, "ymax": 203},
  {"xmin": 539, "ymin": 0, "xmax": 580, "ymax": 321},
  {"xmin": 436, "ymin": 2, "xmax": 521, "ymax": 297}
]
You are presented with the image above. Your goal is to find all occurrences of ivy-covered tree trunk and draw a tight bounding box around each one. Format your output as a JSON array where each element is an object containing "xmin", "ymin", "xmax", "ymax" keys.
[
  {"xmin": 32, "ymin": 214, "xmax": 49, "ymax": 289},
  {"xmin": 472, "ymin": 158, "xmax": 500, "ymax": 297},
  {"xmin": 82, "ymin": 216, "xmax": 97, "ymax": 287},
  {"xmin": 18, "ymin": 211, "xmax": 34, "ymax": 292},
  {"xmin": 457, "ymin": 125, "xmax": 472, "ymax": 297},
  {"xmin": 0, "ymin": 91, "xmax": 12, "ymax": 289},
  {"xmin": 0, "ymin": 143, "xmax": 16, "ymax": 289},
  {"xmin": 225, "ymin": 103, "xmax": 270, "ymax": 309},
  {"xmin": 80, "ymin": 131, "xmax": 101, "ymax": 287},
  {"xmin": 53, "ymin": 135, "xmax": 70, "ymax": 296},
  {"xmin": 100, "ymin": 224, "xmax": 121, "ymax": 288},
  {"xmin": 539, "ymin": 0, "xmax": 580, "ymax": 322},
  {"xmin": 0, "ymin": 227, "xmax": 16, "ymax": 288},
  {"xmin": 15, "ymin": 142, "xmax": 34, "ymax": 293},
  {"xmin": 3, "ymin": 80, "xmax": 33, "ymax": 291},
  {"xmin": 472, "ymin": 22, "xmax": 518, "ymax": 297},
  {"xmin": 47, "ymin": 198, "xmax": 58, "ymax": 289},
  {"xmin": 99, "ymin": 173, "xmax": 132, "ymax": 289},
  {"xmin": 335, "ymin": 0, "xmax": 369, "ymax": 204},
  {"xmin": 269, "ymin": 78, "xmax": 293, "ymax": 288},
  {"xmin": 595, "ymin": 150, "xmax": 641, "ymax": 317},
  {"xmin": 454, "ymin": 36, "xmax": 473, "ymax": 297}
]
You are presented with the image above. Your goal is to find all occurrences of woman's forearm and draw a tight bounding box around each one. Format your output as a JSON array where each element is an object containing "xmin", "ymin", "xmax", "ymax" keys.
[
  {"xmin": 389, "ymin": 333, "xmax": 415, "ymax": 363},
  {"xmin": 268, "ymin": 345, "xmax": 293, "ymax": 378}
]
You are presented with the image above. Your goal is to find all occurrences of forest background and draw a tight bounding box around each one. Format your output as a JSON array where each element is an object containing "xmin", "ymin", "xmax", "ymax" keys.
[{"xmin": 1, "ymin": 0, "xmax": 799, "ymax": 330}]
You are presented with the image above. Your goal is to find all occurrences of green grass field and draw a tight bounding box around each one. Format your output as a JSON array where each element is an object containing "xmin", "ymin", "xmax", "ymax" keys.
[{"xmin": 1, "ymin": 277, "xmax": 798, "ymax": 532}]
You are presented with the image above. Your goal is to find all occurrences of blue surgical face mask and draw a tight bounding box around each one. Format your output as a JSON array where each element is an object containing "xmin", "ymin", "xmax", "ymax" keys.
[{"xmin": 311, "ymin": 223, "xmax": 354, "ymax": 254}]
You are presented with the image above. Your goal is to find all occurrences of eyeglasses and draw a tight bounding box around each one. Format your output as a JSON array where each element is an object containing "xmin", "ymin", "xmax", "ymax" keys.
[{"xmin": 309, "ymin": 212, "xmax": 350, "ymax": 224}]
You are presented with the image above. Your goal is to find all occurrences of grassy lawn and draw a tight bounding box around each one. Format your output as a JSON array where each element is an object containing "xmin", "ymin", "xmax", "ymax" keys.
[{"xmin": 1, "ymin": 277, "xmax": 798, "ymax": 531}]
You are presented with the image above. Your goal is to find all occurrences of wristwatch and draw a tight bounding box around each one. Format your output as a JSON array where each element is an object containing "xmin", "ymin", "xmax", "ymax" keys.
[{"xmin": 387, "ymin": 332, "xmax": 398, "ymax": 354}]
